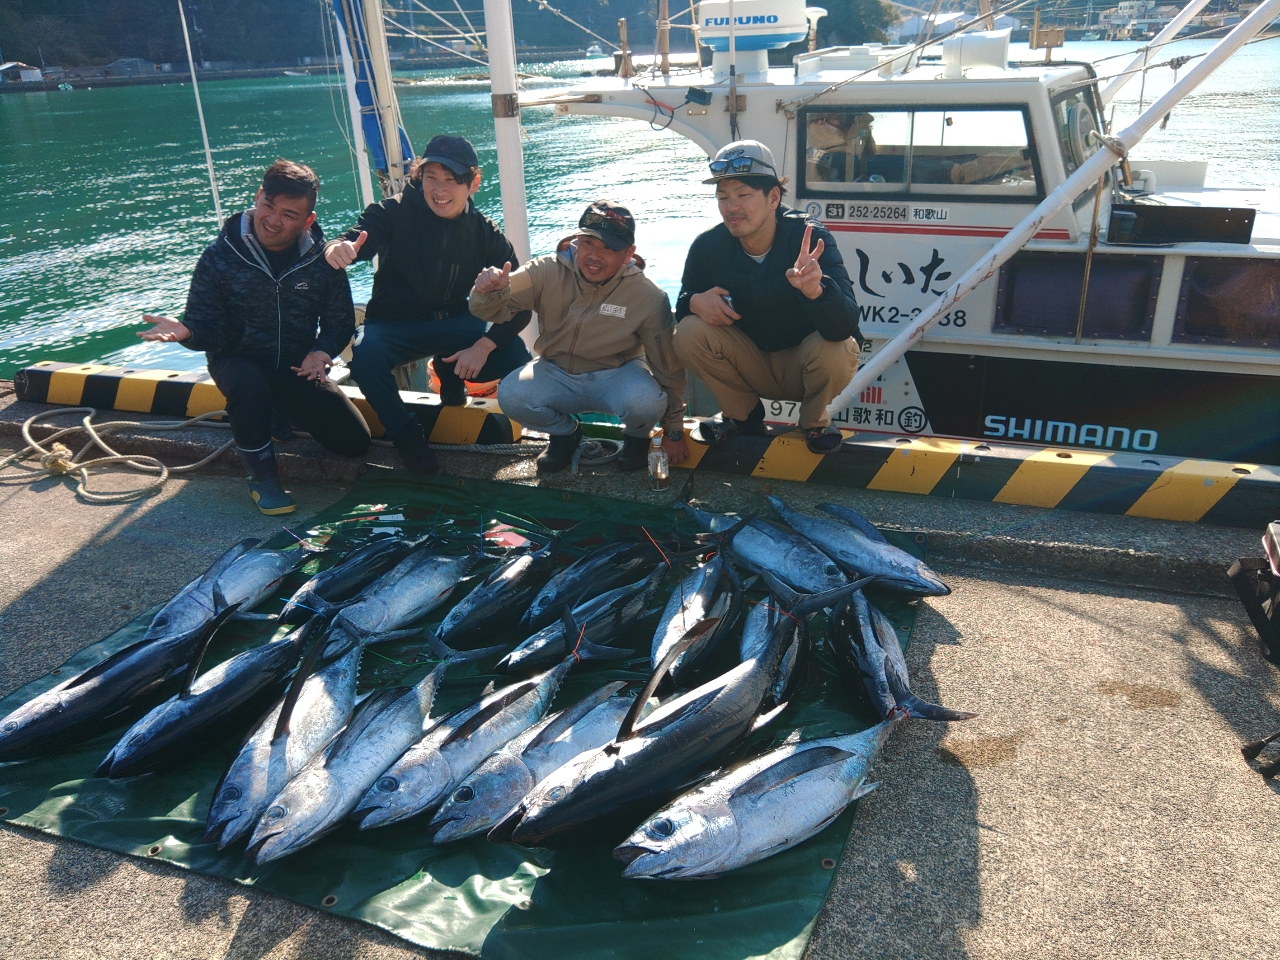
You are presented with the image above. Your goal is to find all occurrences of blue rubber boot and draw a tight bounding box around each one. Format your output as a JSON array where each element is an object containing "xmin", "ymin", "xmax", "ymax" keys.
[{"xmin": 238, "ymin": 442, "xmax": 296, "ymax": 515}]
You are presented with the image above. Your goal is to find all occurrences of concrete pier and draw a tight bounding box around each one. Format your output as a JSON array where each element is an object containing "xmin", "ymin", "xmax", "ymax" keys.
[{"xmin": 1, "ymin": 390, "xmax": 1277, "ymax": 959}]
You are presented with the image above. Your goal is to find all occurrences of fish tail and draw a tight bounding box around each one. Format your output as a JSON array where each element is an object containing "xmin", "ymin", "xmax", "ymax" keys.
[
  {"xmin": 897, "ymin": 693, "xmax": 977, "ymax": 722},
  {"xmin": 426, "ymin": 630, "xmax": 508, "ymax": 664}
]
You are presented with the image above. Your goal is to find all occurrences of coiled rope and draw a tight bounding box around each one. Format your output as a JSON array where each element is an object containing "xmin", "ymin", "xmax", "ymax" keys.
[
  {"xmin": 0, "ymin": 407, "xmax": 235, "ymax": 503},
  {"xmin": 1, "ymin": 408, "xmax": 627, "ymax": 503}
]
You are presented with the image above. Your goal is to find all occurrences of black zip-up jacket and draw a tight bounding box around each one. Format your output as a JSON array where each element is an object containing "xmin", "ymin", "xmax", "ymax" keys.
[
  {"xmin": 181, "ymin": 212, "xmax": 355, "ymax": 369},
  {"xmin": 330, "ymin": 186, "xmax": 529, "ymax": 347},
  {"xmin": 675, "ymin": 206, "xmax": 860, "ymax": 352}
]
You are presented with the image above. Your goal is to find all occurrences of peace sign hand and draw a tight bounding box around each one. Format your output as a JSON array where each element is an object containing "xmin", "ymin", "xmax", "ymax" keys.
[{"xmin": 786, "ymin": 224, "xmax": 826, "ymax": 301}]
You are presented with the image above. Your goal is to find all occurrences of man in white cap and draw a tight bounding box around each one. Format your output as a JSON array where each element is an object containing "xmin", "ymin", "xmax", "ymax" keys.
[{"xmin": 673, "ymin": 140, "xmax": 861, "ymax": 454}]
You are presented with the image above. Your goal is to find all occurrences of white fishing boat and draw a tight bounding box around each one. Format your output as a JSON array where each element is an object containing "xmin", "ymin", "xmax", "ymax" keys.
[{"xmin": 514, "ymin": 0, "xmax": 1280, "ymax": 467}]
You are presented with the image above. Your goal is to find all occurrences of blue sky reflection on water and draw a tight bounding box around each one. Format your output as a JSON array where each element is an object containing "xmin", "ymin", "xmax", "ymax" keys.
[{"xmin": 0, "ymin": 40, "xmax": 1275, "ymax": 377}]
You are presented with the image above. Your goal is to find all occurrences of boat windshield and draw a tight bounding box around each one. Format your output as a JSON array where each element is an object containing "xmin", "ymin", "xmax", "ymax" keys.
[{"xmin": 802, "ymin": 106, "xmax": 1040, "ymax": 199}]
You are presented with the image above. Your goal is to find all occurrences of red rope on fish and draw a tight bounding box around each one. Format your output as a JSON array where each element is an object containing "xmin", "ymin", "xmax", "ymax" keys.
[
  {"xmin": 749, "ymin": 600, "xmax": 802, "ymax": 626},
  {"xmin": 570, "ymin": 622, "xmax": 588, "ymax": 663},
  {"xmin": 640, "ymin": 526, "xmax": 674, "ymax": 570}
]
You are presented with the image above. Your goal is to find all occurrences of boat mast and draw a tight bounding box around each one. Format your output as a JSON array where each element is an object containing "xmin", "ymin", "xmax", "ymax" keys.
[
  {"xmin": 1099, "ymin": 0, "xmax": 1213, "ymax": 106},
  {"xmin": 481, "ymin": 0, "xmax": 532, "ymax": 267},
  {"xmin": 334, "ymin": 15, "xmax": 377, "ymax": 208},
  {"xmin": 332, "ymin": 0, "xmax": 414, "ymax": 197},
  {"xmin": 825, "ymin": 0, "xmax": 1280, "ymax": 420}
]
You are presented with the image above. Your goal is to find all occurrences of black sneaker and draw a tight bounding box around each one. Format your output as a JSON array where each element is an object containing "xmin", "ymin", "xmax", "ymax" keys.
[
  {"xmin": 536, "ymin": 425, "xmax": 582, "ymax": 475},
  {"xmin": 804, "ymin": 426, "xmax": 843, "ymax": 455},
  {"xmin": 393, "ymin": 422, "xmax": 439, "ymax": 474},
  {"xmin": 692, "ymin": 401, "xmax": 768, "ymax": 445},
  {"xmin": 616, "ymin": 434, "xmax": 650, "ymax": 472}
]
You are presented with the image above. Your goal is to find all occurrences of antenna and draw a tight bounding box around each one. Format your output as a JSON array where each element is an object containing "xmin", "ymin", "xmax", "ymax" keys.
[{"xmin": 177, "ymin": 0, "xmax": 224, "ymax": 225}]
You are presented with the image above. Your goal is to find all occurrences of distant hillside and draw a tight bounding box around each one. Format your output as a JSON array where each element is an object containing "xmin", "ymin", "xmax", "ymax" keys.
[{"xmin": 0, "ymin": 0, "xmax": 895, "ymax": 67}]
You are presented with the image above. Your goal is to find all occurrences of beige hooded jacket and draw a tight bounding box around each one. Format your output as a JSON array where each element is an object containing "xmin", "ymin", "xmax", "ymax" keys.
[{"xmin": 469, "ymin": 241, "xmax": 687, "ymax": 430}]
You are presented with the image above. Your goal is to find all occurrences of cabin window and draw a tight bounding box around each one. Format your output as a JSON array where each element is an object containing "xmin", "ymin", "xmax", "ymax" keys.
[
  {"xmin": 1051, "ymin": 88, "xmax": 1103, "ymax": 178},
  {"xmin": 993, "ymin": 251, "xmax": 1161, "ymax": 340},
  {"xmin": 801, "ymin": 106, "xmax": 1040, "ymax": 199},
  {"xmin": 1174, "ymin": 257, "xmax": 1280, "ymax": 348}
]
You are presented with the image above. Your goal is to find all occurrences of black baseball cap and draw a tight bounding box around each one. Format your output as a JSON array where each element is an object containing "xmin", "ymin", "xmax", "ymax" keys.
[
  {"xmin": 421, "ymin": 135, "xmax": 479, "ymax": 177},
  {"xmin": 576, "ymin": 200, "xmax": 636, "ymax": 252}
]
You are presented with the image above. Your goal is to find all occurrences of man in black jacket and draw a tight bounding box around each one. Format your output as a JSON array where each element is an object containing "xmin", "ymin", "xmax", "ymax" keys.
[
  {"xmin": 673, "ymin": 140, "xmax": 861, "ymax": 455},
  {"xmin": 139, "ymin": 160, "xmax": 370, "ymax": 515},
  {"xmin": 326, "ymin": 135, "xmax": 531, "ymax": 474}
]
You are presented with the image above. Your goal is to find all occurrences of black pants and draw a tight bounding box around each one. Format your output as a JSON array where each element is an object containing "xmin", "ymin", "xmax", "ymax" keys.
[{"xmin": 207, "ymin": 355, "xmax": 371, "ymax": 457}]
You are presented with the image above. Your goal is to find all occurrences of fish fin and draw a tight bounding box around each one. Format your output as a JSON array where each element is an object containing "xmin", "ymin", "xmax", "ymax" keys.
[
  {"xmin": 325, "ymin": 686, "xmax": 412, "ymax": 763},
  {"xmin": 759, "ymin": 570, "xmax": 803, "ymax": 609},
  {"xmin": 615, "ymin": 617, "xmax": 722, "ymax": 744},
  {"xmin": 730, "ymin": 745, "xmax": 856, "ymax": 800},
  {"xmin": 274, "ymin": 622, "xmax": 335, "ymax": 741},
  {"xmin": 425, "ymin": 629, "xmax": 508, "ymax": 664},
  {"xmin": 896, "ymin": 693, "xmax": 978, "ymax": 722},
  {"xmin": 441, "ymin": 681, "xmax": 540, "ymax": 747},
  {"xmin": 741, "ymin": 574, "xmax": 760, "ymax": 592},
  {"xmin": 793, "ymin": 576, "xmax": 876, "ymax": 619},
  {"xmin": 481, "ymin": 679, "xmax": 497, "ymax": 696},
  {"xmin": 816, "ymin": 503, "xmax": 889, "ymax": 544},
  {"xmin": 577, "ymin": 639, "xmax": 636, "ymax": 661},
  {"xmin": 852, "ymin": 780, "xmax": 881, "ymax": 801},
  {"xmin": 366, "ymin": 627, "xmax": 425, "ymax": 646},
  {"xmin": 60, "ymin": 635, "xmax": 162, "ymax": 690},
  {"xmin": 180, "ymin": 595, "xmax": 242, "ymax": 697},
  {"xmin": 782, "ymin": 727, "xmax": 804, "ymax": 744},
  {"xmin": 749, "ymin": 701, "xmax": 790, "ymax": 735},
  {"xmin": 527, "ymin": 682, "xmax": 628, "ymax": 751}
]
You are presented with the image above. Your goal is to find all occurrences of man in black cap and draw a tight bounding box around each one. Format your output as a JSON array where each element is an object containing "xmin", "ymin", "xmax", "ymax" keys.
[
  {"xmin": 673, "ymin": 140, "xmax": 860, "ymax": 455},
  {"xmin": 326, "ymin": 134, "xmax": 532, "ymax": 473},
  {"xmin": 469, "ymin": 201, "xmax": 688, "ymax": 475}
]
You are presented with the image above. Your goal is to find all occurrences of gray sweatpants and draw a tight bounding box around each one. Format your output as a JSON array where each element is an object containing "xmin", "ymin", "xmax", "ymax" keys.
[{"xmin": 497, "ymin": 358, "xmax": 669, "ymax": 438}]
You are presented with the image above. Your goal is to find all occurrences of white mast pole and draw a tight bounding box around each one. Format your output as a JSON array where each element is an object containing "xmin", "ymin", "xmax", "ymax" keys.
[
  {"xmin": 334, "ymin": 15, "xmax": 377, "ymax": 209},
  {"xmin": 482, "ymin": 0, "xmax": 534, "ymax": 344},
  {"xmin": 1099, "ymin": 0, "xmax": 1214, "ymax": 106},
  {"xmin": 362, "ymin": 0, "xmax": 410, "ymax": 193},
  {"xmin": 177, "ymin": 0, "xmax": 223, "ymax": 224},
  {"xmin": 826, "ymin": 0, "xmax": 1280, "ymax": 421},
  {"xmin": 481, "ymin": 0, "xmax": 532, "ymax": 266}
]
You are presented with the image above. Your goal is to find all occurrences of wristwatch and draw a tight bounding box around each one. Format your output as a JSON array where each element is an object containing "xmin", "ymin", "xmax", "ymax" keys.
[{"xmin": 663, "ymin": 428, "xmax": 685, "ymax": 442}]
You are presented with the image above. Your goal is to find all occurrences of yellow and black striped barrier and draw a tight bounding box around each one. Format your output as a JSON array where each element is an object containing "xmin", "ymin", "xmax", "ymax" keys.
[
  {"xmin": 12, "ymin": 362, "xmax": 1277, "ymax": 527},
  {"xmin": 12, "ymin": 361, "xmax": 521, "ymax": 446},
  {"xmin": 673, "ymin": 426, "xmax": 1280, "ymax": 528}
]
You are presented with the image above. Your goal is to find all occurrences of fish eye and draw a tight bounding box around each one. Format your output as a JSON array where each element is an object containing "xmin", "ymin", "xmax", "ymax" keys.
[
  {"xmin": 825, "ymin": 564, "xmax": 840, "ymax": 577},
  {"xmin": 265, "ymin": 805, "xmax": 286, "ymax": 821},
  {"xmin": 2, "ymin": 720, "xmax": 18, "ymax": 732},
  {"xmin": 547, "ymin": 786, "xmax": 566, "ymax": 801},
  {"xmin": 452, "ymin": 785, "xmax": 475, "ymax": 804},
  {"xmin": 650, "ymin": 817, "xmax": 674, "ymax": 838},
  {"xmin": 376, "ymin": 776, "xmax": 398, "ymax": 792},
  {"xmin": 219, "ymin": 786, "xmax": 241, "ymax": 803}
]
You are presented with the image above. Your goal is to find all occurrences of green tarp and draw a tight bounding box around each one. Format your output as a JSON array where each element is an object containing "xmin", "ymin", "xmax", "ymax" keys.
[{"xmin": 0, "ymin": 474, "xmax": 923, "ymax": 959}]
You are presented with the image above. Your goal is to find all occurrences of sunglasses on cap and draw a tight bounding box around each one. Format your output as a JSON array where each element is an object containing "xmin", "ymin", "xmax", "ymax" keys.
[
  {"xmin": 580, "ymin": 210, "xmax": 631, "ymax": 230},
  {"xmin": 708, "ymin": 156, "xmax": 777, "ymax": 178}
]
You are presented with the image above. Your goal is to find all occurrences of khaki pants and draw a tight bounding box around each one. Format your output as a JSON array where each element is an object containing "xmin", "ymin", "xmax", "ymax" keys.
[{"xmin": 672, "ymin": 316, "xmax": 860, "ymax": 429}]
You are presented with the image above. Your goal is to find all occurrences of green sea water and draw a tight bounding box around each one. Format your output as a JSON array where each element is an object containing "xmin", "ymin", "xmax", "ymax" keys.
[{"xmin": 0, "ymin": 41, "xmax": 1276, "ymax": 379}]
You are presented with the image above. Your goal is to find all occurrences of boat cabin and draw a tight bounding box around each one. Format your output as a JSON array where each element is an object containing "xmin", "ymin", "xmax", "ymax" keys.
[{"xmin": 525, "ymin": 0, "xmax": 1280, "ymax": 465}]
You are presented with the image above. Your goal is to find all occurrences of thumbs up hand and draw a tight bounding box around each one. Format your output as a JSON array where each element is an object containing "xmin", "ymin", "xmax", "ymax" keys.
[
  {"xmin": 325, "ymin": 230, "xmax": 368, "ymax": 270},
  {"xmin": 473, "ymin": 261, "xmax": 513, "ymax": 296}
]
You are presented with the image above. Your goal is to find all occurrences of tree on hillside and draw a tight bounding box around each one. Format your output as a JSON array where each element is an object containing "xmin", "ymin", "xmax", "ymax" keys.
[{"xmin": 817, "ymin": 0, "xmax": 899, "ymax": 46}]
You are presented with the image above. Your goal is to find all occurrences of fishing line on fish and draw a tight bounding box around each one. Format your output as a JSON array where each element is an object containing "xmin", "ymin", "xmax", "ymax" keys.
[
  {"xmin": 639, "ymin": 527, "xmax": 675, "ymax": 570},
  {"xmin": 1, "ymin": 407, "xmax": 235, "ymax": 503},
  {"xmin": 749, "ymin": 600, "xmax": 802, "ymax": 627}
]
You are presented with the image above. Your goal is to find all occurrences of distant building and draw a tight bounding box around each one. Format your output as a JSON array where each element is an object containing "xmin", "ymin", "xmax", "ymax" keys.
[
  {"xmin": 105, "ymin": 58, "xmax": 156, "ymax": 76},
  {"xmin": 0, "ymin": 62, "xmax": 44, "ymax": 82}
]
